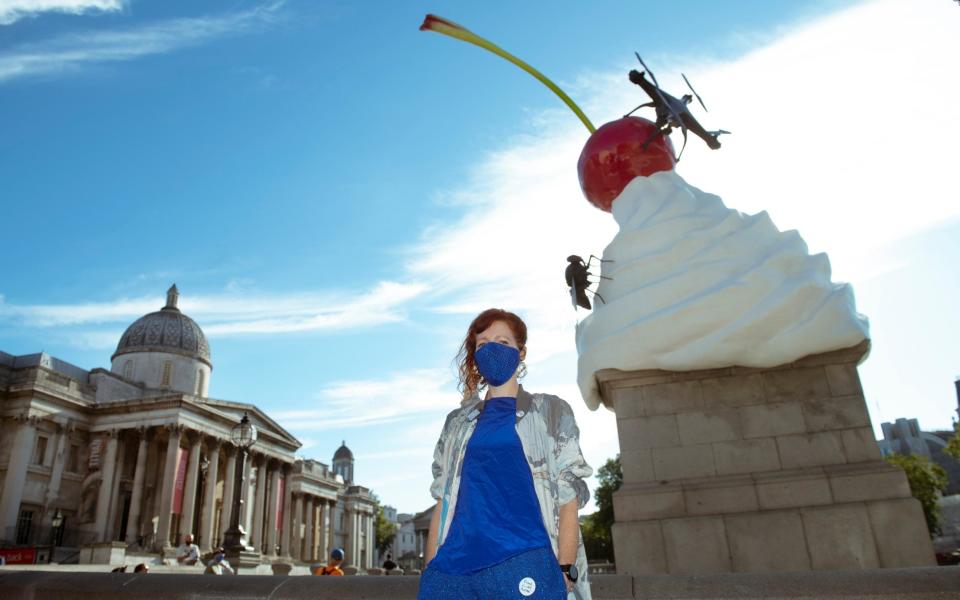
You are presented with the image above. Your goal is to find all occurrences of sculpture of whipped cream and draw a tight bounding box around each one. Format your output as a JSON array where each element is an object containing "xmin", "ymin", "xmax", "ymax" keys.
[{"xmin": 576, "ymin": 170, "xmax": 870, "ymax": 411}]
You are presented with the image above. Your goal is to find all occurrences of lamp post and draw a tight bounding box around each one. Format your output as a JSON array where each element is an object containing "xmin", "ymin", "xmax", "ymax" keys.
[
  {"xmin": 50, "ymin": 509, "xmax": 64, "ymax": 547},
  {"xmin": 222, "ymin": 414, "xmax": 257, "ymax": 563}
]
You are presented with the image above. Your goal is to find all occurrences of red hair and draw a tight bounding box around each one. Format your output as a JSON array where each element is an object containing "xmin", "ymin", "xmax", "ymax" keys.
[{"xmin": 456, "ymin": 308, "xmax": 528, "ymax": 399}]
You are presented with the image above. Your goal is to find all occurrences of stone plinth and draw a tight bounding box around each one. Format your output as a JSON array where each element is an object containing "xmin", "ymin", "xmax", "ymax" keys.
[
  {"xmin": 598, "ymin": 342, "xmax": 936, "ymax": 575},
  {"xmin": 78, "ymin": 541, "xmax": 126, "ymax": 565}
]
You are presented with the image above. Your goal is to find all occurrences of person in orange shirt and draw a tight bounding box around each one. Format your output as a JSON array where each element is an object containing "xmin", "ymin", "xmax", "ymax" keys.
[{"xmin": 314, "ymin": 548, "xmax": 345, "ymax": 576}]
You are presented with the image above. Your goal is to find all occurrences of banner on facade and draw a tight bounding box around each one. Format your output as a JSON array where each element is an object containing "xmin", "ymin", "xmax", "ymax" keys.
[
  {"xmin": 172, "ymin": 448, "xmax": 188, "ymax": 515},
  {"xmin": 275, "ymin": 476, "xmax": 285, "ymax": 528},
  {"xmin": 87, "ymin": 436, "xmax": 103, "ymax": 471},
  {"xmin": 0, "ymin": 547, "xmax": 37, "ymax": 565}
]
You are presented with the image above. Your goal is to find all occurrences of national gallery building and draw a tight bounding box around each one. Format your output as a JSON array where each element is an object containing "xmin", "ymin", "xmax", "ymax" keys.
[{"xmin": 0, "ymin": 286, "xmax": 377, "ymax": 568}]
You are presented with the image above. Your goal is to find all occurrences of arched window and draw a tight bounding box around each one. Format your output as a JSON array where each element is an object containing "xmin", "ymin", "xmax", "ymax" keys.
[
  {"xmin": 123, "ymin": 360, "xmax": 134, "ymax": 380},
  {"xmin": 161, "ymin": 361, "xmax": 173, "ymax": 387},
  {"xmin": 196, "ymin": 369, "xmax": 205, "ymax": 396}
]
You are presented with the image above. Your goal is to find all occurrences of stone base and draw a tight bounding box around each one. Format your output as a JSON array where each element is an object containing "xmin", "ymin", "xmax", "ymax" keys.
[
  {"xmin": 224, "ymin": 548, "xmax": 261, "ymax": 572},
  {"xmin": 78, "ymin": 541, "xmax": 126, "ymax": 565},
  {"xmin": 598, "ymin": 342, "xmax": 936, "ymax": 575}
]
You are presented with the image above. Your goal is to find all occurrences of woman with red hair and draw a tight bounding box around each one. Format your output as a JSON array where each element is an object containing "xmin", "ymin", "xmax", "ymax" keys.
[{"xmin": 419, "ymin": 309, "xmax": 593, "ymax": 600}]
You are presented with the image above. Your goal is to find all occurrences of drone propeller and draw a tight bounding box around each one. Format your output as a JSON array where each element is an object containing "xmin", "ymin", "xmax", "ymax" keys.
[
  {"xmin": 634, "ymin": 52, "xmax": 660, "ymax": 89},
  {"xmin": 681, "ymin": 73, "xmax": 708, "ymax": 112}
]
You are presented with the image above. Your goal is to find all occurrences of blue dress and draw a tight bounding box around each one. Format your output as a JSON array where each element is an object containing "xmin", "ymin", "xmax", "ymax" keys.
[{"xmin": 428, "ymin": 396, "xmax": 552, "ymax": 573}]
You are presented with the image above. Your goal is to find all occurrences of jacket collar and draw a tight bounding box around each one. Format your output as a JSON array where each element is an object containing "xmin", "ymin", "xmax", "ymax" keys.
[{"xmin": 463, "ymin": 384, "xmax": 533, "ymax": 424}]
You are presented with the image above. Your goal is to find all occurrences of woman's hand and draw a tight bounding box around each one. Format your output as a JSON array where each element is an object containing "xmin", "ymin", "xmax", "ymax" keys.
[{"xmin": 563, "ymin": 572, "xmax": 575, "ymax": 592}]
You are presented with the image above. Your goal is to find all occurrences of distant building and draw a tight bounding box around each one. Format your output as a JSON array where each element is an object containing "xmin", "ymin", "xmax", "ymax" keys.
[
  {"xmin": 878, "ymin": 417, "xmax": 960, "ymax": 496},
  {"xmin": 0, "ymin": 285, "xmax": 378, "ymax": 568}
]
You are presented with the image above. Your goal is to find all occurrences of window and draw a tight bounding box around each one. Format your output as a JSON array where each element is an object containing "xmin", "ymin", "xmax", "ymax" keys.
[
  {"xmin": 123, "ymin": 360, "xmax": 134, "ymax": 380},
  {"xmin": 16, "ymin": 509, "xmax": 33, "ymax": 544},
  {"xmin": 67, "ymin": 444, "xmax": 80, "ymax": 473},
  {"xmin": 32, "ymin": 436, "xmax": 48, "ymax": 466},
  {"xmin": 160, "ymin": 361, "xmax": 173, "ymax": 387},
  {"xmin": 196, "ymin": 369, "xmax": 205, "ymax": 395}
]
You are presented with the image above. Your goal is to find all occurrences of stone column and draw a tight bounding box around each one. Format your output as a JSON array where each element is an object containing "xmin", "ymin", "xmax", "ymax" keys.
[
  {"xmin": 94, "ymin": 429, "xmax": 119, "ymax": 541},
  {"xmin": 43, "ymin": 422, "xmax": 70, "ymax": 520},
  {"xmin": 218, "ymin": 445, "xmax": 237, "ymax": 545},
  {"xmin": 178, "ymin": 432, "xmax": 202, "ymax": 541},
  {"xmin": 292, "ymin": 493, "xmax": 303, "ymax": 561},
  {"xmin": 279, "ymin": 466, "xmax": 293, "ymax": 557},
  {"xmin": 266, "ymin": 462, "xmax": 281, "ymax": 556},
  {"xmin": 0, "ymin": 415, "xmax": 38, "ymax": 539},
  {"xmin": 155, "ymin": 424, "xmax": 182, "ymax": 550},
  {"xmin": 105, "ymin": 433, "xmax": 129, "ymax": 541},
  {"xmin": 327, "ymin": 500, "xmax": 337, "ymax": 558},
  {"xmin": 200, "ymin": 438, "xmax": 221, "ymax": 550},
  {"xmin": 125, "ymin": 427, "xmax": 151, "ymax": 544},
  {"xmin": 250, "ymin": 454, "xmax": 267, "ymax": 552},
  {"xmin": 318, "ymin": 500, "xmax": 328, "ymax": 561},
  {"xmin": 304, "ymin": 496, "xmax": 315, "ymax": 562},
  {"xmin": 349, "ymin": 508, "xmax": 360, "ymax": 566},
  {"xmin": 366, "ymin": 511, "xmax": 374, "ymax": 569}
]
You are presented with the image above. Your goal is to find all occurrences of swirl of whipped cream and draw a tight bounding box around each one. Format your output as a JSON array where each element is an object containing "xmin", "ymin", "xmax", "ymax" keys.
[{"xmin": 576, "ymin": 170, "xmax": 869, "ymax": 410}]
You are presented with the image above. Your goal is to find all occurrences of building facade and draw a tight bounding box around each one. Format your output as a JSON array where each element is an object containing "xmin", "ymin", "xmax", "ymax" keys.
[{"xmin": 0, "ymin": 286, "xmax": 377, "ymax": 568}]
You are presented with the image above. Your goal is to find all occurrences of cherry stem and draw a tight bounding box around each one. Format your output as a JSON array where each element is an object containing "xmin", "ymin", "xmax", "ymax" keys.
[{"xmin": 421, "ymin": 15, "xmax": 596, "ymax": 134}]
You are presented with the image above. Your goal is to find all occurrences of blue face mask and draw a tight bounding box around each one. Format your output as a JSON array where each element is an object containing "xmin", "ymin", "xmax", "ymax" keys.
[{"xmin": 475, "ymin": 342, "xmax": 520, "ymax": 387}]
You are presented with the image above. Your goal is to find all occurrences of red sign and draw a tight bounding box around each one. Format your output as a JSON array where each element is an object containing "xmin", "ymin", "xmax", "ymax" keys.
[
  {"xmin": 0, "ymin": 547, "xmax": 37, "ymax": 565},
  {"xmin": 172, "ymin": 448, "xmax": 188, "ymax": 515}
]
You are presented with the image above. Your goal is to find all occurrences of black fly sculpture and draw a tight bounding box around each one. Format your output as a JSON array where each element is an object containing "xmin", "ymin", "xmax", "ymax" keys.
[
  {"xmin": 626, "ymin": 53, "xmax": 730, "ymax": 160},
  {"xmin": 565, "ymin": 255, "xmax": 612, "ymax": 311}
]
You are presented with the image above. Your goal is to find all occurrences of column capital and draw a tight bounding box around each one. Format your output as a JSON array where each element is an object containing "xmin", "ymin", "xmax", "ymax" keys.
[
  {"xmin": 204, "ymin": 435, "xmax": 222, "ymax": 452},
  {"xmin": 14, "ymin": 413, "xmax": 39, "ymax": 426},
  {"xmin": 185, "ymin": 429, "xmax": 203, "ymax": 445},
  {"xmin": 164, "ymin": 423, "xmax": 185, "ymax": 438}
]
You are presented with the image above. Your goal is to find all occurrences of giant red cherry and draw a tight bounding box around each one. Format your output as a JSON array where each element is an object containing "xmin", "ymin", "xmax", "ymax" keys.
[
  {"xmin": 577, "ymin": 117, "xmax": 676, "ymax": 212},
  {"xmin": 420, "ymin": 16, "xmax": 677, "ymax": 213}
]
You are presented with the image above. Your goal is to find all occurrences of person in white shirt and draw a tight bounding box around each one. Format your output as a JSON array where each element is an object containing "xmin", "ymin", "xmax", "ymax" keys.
[{"xmin": 176, "ymin": 534, "xmax": 200, "ymax": 566}]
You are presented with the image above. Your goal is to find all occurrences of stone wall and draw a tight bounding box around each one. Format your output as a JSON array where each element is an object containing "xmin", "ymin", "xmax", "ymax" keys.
[
  {"xmin": 600, "ymin": 342, "xmax": 936, "ymax": 575},
  {"xmin": 1, "ymin": 568, "xmax": 958, "ymax": 599}
]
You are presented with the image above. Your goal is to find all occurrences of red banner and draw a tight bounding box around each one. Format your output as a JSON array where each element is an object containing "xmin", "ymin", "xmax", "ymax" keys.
[
  {"xmin": 0, "ymin": 547, "xmax": 37, "ymax": 565},
  {"xmin": 172, "ymin": 448, "xmax": 188, "ymax": 515},
  {"xmin": 275, "ymin": 476, "xmax": 285, "ymax": 529}
]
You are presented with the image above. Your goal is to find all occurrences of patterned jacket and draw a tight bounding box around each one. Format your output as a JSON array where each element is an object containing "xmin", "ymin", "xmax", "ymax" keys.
[{"xmin": 430, "ymin": 385, "xmax": 594, "ymax": 600}]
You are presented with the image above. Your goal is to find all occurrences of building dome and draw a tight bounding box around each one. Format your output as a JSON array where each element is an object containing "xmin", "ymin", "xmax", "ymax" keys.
[
  {"xmin": 112, "ymin": 285, "xmax": 211, "ymax": 367},
  {"xmin": 333, "ymin": 440, "xmax": 354, "ymax": 461}
]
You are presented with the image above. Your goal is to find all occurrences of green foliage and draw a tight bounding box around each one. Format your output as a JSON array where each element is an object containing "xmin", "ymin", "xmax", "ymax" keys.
[
  {"xmin": 885, "ymin": 452, "xmax": 949, "ymax": 535},
  {"xmin": 581, "ymin": 455, "xmax": 622, "ymax": 563},
  {"xmin": 374, "ymin": 503, "xmax": 397, "ymax": 556},
  {"xmin": 944, "ymin": 422, "xmax": 960, "ymax": 462}
]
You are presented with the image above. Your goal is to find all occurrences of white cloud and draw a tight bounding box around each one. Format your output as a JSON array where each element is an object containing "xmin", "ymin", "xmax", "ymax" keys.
[
  {"xmin": 0, "ymin": 280, "xmax": 426, "ymax": 338},
  {"xmin": 0, "ymin": 0, "xmax": 124, "ymax": 26},
  {"xmin": 274, "ymin": 368, "xmax": 454, "ymax": 432},
  {"xmin": 409, "ymin": 0, "xmax": 960, "ymax": 380},
  {"xmin": 0, "ymin": 1, "xmax": 283, "ymax": 83}
]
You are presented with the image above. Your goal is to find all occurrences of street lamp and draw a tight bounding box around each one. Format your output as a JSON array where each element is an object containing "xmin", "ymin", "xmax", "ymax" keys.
[
  {"xmin": 50, "ymin": 509, "xmax": 64, "ymax": 547},
  {"xmin": 222, "ymin": 413, "xmax": 257, "ymax": 555}
]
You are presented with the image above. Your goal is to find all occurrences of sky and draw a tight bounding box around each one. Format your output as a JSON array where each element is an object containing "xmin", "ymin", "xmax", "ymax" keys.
[{"xmin": 1, "ymin": 0, "xmax": 959, "ymax": 515}]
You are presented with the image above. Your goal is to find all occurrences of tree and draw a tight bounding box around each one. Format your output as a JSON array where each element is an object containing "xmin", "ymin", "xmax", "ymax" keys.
[
  {"xmin": 581, "ymin": 455, "xmax": 622, "ymax": 563},
  {"xmin": 944, "ymin": 422, "xmax": 960, "ymax": 462},
  {"xmin": 374, "ymin": 503, "xmax": 397, "ymax": 556},
  {"xmin": 885, "ymin": 453, "xmax": 949, "ymax": 535}
]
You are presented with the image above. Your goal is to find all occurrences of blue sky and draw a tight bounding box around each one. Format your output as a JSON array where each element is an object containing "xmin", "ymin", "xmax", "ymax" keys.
[{"xmin": 2, "ymin": 0, "xmax": 959, "ymax": 514}]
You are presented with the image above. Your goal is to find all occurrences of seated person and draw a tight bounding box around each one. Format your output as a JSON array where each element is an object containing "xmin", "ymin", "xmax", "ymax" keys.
[
  {"xmin": 315, "ymin": 548, "xmax": 345, "ymax": 575},
  {"xmin": 176, "ymin": 533, "xmax": 200, "ymax": 565},
  {"xmin": 133, "ymin": 563, "xmax": 149, "ymax": 573},
  {"xmin": 203, "ymin": 547, "xmax": 235, "ymax": 575}
]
